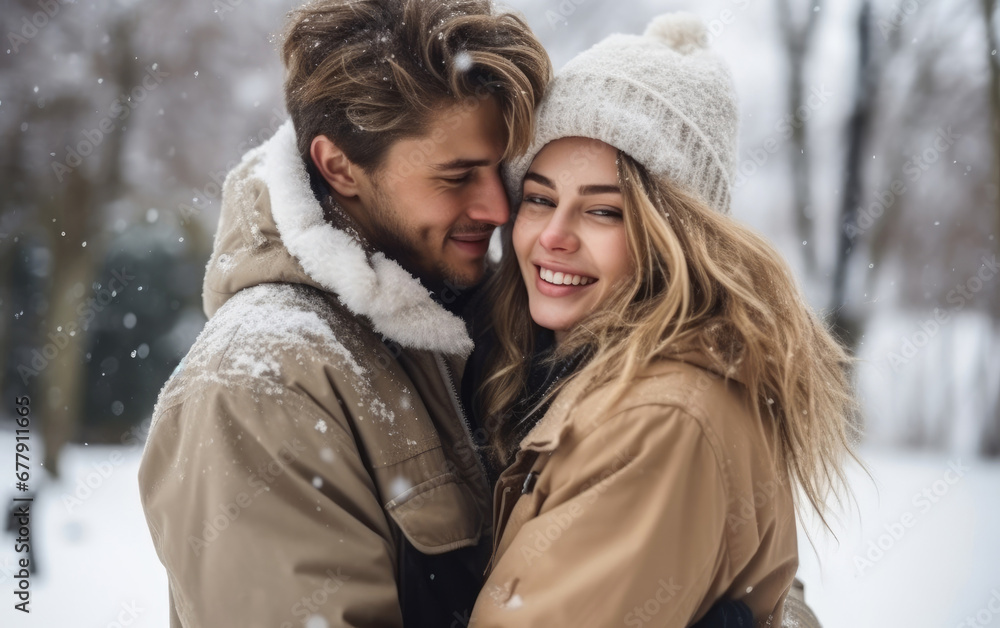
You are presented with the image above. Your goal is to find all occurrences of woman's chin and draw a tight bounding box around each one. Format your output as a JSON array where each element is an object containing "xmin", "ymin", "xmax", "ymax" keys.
[{"xmin": 528, "ymin": 310, "xmax": 578, "ymax": 339}]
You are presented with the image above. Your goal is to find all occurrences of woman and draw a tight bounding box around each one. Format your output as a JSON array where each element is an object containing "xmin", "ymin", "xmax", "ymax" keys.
[{"xmin": 463, "ymin": 13, "xmax": 857, "ymax": 627}]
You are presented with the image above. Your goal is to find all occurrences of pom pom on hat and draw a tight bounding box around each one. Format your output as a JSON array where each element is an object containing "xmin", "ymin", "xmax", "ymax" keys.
[
  {"xmin": 644, "ymin": 12, "xmax": 709, "ymax": 54},
  {"xmin": 506, "ymin": 11, "xmax": 739, "ymax": 214}
]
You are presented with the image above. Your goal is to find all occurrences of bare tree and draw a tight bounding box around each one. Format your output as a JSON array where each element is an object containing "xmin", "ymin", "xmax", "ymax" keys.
[
  {"xmin": 2, "ymin": 0, "xmax": 295, "ymax": 474},
  {"xmin": 980, "ymin": 0, "xmax": 1000, "ymax": 456},
  {"xmin": 829, "ymin": 0, "xmax": 875, "ymax": 349},
  {"xmin": 984, "ymin": 0, "xmax": 1000, "ymax": 255},
  {"xmin": 35, "ymin": 12, "xmax": 140, "ymax": 476},
  {"xmin": 0, "ymin": 132, "xmax": 28, "ymax": 402},
  {"xmin": 865, "ymin": 1, "xmax": 989, "ymax": 297},
  {"xmin": 854, "ymin": 0, "xmax": 998, "ymax": 455},
  {"xmin": 776, "ymin": 0, "xmax": 822, "ymax": 276}
]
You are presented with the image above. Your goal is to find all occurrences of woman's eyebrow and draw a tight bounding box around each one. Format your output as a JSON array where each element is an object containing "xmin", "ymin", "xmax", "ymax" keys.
[
  {"xmin": 525, "ymin": 173, "xmax": 620, "ymax": 196},
  {"xmin": 578, "ymin": 184, "xmax": 621, "ymax": 196},
  {"xmin": 524, "ymin": 172, "xmax": 556, "ymax": 188}
]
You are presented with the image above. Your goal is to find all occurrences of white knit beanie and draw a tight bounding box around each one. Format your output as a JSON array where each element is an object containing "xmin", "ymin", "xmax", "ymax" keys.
[{"xmin": 506, "ymin": 13, "xmax": 740, "ymax": 214}]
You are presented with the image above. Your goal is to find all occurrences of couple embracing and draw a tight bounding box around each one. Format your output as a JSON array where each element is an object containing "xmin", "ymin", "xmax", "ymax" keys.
[{"xmin": 139, "ymin": 1, "xmax": 855, "ymax": 626}]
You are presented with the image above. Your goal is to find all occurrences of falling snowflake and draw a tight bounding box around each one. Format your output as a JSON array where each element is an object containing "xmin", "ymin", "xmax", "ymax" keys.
[
  {"xmin": 454, "ymin": 51, "xmax": 473, "ymax": 72},
  {"xmin": 305, "ymin": 615, "xmax": 329, "ymax": 628},
  {"xmin": 389, "ymin": 476, "xmax": 411, "ymax": 498}
]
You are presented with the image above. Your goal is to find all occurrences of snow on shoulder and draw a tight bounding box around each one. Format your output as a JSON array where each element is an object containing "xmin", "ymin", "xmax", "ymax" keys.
[{"xmin": 155, "ymin": 283, "xmax": 364, "ymax": 411}]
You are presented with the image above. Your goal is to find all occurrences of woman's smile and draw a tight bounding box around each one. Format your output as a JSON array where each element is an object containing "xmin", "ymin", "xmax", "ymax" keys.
[{"xmin": 536, "ymin": 264, "xmax": 596, "ymax": 286}]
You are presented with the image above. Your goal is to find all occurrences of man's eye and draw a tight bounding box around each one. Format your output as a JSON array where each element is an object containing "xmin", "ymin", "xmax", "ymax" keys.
[{"xmin": 443, "ymin": 172, "xmax": 473, "ymax": 184}]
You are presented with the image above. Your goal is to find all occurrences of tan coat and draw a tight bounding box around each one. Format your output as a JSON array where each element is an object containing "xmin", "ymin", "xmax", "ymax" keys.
[
  {"xmin": 139, "ymin": 121, "xmax": 490, "ymax": 627},
  {"xmin": 470, "ymin": 355, "xmax": 798, "ymax": 628}
]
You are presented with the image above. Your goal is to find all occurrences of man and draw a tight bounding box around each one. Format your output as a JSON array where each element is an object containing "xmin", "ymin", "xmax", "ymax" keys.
[{"xmin": 138, "ymin": 1, "xmax": 550, "ymax": 626}]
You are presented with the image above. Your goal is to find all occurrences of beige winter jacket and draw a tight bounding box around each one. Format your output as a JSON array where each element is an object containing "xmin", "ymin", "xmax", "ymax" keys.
[
  {"xmin": 139, "ymin": 121, "xmax": 490, "ymax": 627},
  {"xmin": 470, "ymin": 354, "xmax": 799, "ymax": 628}
]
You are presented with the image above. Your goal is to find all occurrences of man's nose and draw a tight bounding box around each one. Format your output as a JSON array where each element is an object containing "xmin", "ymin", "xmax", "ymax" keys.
[{"xmin": 466, "ymin": 169, "xmax": 510, "ymax": 226}]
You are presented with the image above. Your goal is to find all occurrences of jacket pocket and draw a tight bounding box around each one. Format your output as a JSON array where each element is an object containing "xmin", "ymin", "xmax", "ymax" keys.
[{"xmin": 384, "ymin": 472, "xmax": 483, "ymax": 555}]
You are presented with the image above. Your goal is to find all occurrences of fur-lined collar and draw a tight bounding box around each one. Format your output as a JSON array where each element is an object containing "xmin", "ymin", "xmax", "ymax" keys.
[{"xmin": 205, "ymin": 120, "xmax": 473, "ymax": 357}]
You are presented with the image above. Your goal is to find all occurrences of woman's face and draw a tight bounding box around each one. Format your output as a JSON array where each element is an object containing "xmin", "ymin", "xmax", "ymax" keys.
[{"xmin": 512, "ymin": 137, "xmax": 631, "ymax": 343}]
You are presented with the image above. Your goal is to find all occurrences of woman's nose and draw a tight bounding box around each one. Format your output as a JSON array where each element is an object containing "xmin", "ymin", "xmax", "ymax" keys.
[{"xmin": 537, "ymin": 209, "xmax": 579, "ymax": 253}]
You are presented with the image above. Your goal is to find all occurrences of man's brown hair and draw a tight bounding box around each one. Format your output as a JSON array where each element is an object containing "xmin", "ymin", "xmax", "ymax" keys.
[{"xmin": 281, "ymin": 0, "xmax": 552, "ymax": 173}]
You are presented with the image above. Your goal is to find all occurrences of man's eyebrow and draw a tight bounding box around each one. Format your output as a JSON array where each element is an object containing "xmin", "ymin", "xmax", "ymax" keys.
[{"xmin": 432, "ymin": 158, "xmax": 493, "ymax": 171}]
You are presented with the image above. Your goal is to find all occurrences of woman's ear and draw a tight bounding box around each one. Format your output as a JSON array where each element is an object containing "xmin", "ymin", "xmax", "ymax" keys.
[{"xmin": 310, "ymin": 135, "xmax": 362, "ymax": 198}]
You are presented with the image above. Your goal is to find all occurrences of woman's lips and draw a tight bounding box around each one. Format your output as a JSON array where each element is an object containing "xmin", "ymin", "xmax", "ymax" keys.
[{"xmin": 533, "ymin": 264, "xmax": 597, "ymax": 297}]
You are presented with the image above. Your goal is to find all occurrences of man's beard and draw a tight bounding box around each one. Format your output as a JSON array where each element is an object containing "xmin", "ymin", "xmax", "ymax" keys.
[{"xmin": 366, "ymin": 182, "xmax": 492, "ymax": 293}]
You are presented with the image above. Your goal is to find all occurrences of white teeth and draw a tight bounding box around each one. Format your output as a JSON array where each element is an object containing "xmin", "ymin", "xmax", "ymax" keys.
[{"xmin": 539, "ymin": 266, "xmax": 593, "ymax": 286}]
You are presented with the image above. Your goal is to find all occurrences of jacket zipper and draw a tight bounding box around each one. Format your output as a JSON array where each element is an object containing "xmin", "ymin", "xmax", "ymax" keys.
[
  {"xmin": 434, "ymin": 353, "xmax": 491, "ymax": 499},
  {"xmin": 484, "ymin": 484, "xmax": 513, "ymax": 575}
]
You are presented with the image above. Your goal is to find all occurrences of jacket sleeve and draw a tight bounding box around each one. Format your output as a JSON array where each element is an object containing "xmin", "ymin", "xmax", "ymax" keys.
[
  {"xmin": 139, "ymin": 385, "xmax": 402, "ymax": 628},
  {"xmin": 471, "ymin": 405, "xmax": 730, "ymax": 628}
]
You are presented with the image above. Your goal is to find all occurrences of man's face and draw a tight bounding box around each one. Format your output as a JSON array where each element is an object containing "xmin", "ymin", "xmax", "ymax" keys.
[{"xmin": 358, "ymin": 97, "xmax": 509, "ymax": 290}]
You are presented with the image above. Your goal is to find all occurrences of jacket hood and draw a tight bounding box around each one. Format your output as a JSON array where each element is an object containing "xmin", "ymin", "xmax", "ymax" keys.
[{"xmin": 202, "ymin": 120, "xmax": 474, "ymax": 357}]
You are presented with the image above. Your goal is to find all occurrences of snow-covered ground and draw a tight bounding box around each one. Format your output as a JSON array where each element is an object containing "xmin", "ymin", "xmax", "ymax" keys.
[
  {"xmin": 0, "ymin": 431, "xmax": 997, "ymax": 627},
  {"xmin": 0, "ymin": 437, "xmax": 168, "ymax": 627},
  {"xmin": 796, "ymin": 450, "xmax": 1000, "ymax": 628}
]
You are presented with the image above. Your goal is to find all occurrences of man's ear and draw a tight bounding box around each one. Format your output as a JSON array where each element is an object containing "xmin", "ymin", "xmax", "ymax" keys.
[{"xmin": 310, "ymin": 135, "xmax": 363, "ymax": 198}]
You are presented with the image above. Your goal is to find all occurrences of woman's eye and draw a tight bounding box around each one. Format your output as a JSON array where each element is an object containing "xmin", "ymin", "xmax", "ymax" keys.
[
  {"xmin": 589, "ymin": 208, "xmax": 623, "ymax": 219},
  {"xmin": 523, "ymin": 195, "xmax": 555, "ymax": 207}
]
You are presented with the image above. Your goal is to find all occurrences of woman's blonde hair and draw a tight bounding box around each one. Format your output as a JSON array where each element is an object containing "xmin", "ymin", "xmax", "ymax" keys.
[{"xmin": 477, "ymin": 151, "xmax": 861, "ymax": 525}]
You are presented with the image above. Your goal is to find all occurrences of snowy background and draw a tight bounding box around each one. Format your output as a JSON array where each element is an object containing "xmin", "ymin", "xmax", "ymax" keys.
[{"xmin": 1, "ymin": 0, "xmax": 999, "ymax": 626}]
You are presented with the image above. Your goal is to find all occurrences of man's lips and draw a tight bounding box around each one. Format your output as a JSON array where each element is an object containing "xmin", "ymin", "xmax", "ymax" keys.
[
  {"xmin": 450, "ymin": 231, "xmax": 493, "ymax": 243},
  {"xmin": 449, "ymin": 231, "xmax": 493, "ymax": 256}
]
